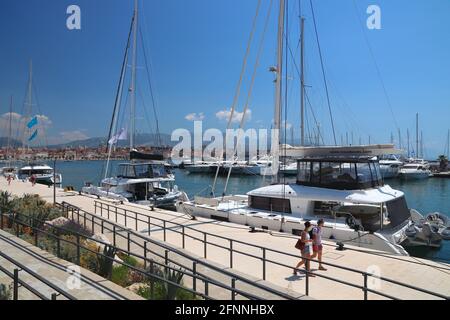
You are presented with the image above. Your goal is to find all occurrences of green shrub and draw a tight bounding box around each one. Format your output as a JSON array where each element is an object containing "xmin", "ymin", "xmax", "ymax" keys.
[
  {"xmin": 111, "ymin": 265, "xmax": 131, "ymax": 287},
  {"xmin": 0, "ymin": 283, "xmax": 12, "ymax": 300}
]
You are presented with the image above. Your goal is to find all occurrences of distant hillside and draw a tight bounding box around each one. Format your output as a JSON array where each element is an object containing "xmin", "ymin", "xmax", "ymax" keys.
[
  {"xmin": 0, "ymin": 137, "xmax": 22, "ymax": 148},
  {"xmin": 48, "ymin": 133, "xmax": 175, "ymax": 149}
]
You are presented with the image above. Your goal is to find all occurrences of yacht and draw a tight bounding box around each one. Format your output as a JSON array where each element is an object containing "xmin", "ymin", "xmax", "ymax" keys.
[
  {"xmin": 17, "ymin": 163, "xmax": 62, "ymax": 185},
  {"xmin": 83, "ymin": 152, "xmax": 182, "ymax": 208},
  {"xmin": 379, "ymin": 155, "xmax": 403, "ymax": 179},
  {"xmin": 399, "ymin": 161, "xmax": 431, "ymax": 180},
  {"xmin": 176, "ymin": 154, "xmax": 445, "ymax": 255},
  {"xmin": 185, "ymin": 161, "xmax": 219, "ymax": 174}
]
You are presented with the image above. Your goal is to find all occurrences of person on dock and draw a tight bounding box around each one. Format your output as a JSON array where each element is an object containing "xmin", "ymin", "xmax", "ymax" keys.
[
  {"xmin": 7, "ymin": 175, "xmax": 12, "ymax": 186},
  {"xmin": 30, "ymin": 174, "xmax": 36, "ymax": 186},
  {"xmin": 293, "ymin": 221, "xmax": 315, "ymax": 277},
  {"xmin": 311, "ymin": 219, "xmax": 327, "ymax": 271}
]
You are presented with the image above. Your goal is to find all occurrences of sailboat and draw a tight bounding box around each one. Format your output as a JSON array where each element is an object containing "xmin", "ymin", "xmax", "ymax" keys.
[
  {"xmin": 16, "ymin": 61, "xmax": 62, "ymax": 186},
  {"xmin": 1, "ymin": 96, "xmax": 18, "ymax": 178},
  {"xmin": 82, "ymin": 0, "xmax": 182, "ymax": 208}
]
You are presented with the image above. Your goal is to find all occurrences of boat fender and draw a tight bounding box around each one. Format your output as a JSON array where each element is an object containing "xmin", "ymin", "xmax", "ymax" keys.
[
  {"xmin": 405, "ymin": 225, "xmax": 419, "ymax": 238},
  {"xmin": 440, "ymin": 227, "xmax": 450, "ymax": 241},
  {"xmin": 426, "ymin": 212, "xmax": 449, "ymax": 227}
]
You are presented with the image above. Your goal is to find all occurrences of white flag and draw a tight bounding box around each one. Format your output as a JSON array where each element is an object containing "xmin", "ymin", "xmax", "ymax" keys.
[{"xmin": 108, "ymin": 128, "xmax": 128, "ymax": 145}]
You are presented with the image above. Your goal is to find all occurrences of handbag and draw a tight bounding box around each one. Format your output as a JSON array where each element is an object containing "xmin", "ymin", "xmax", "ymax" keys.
[{"xmin": 295, "ymin": 239, "xmax": 305, "ymax": 251}]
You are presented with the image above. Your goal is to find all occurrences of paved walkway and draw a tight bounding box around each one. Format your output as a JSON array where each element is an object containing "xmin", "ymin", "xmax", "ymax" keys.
[
  {"xmin": 0, "ymin": 229, "xmax": 142, "ymax": 300},
  {"xmin": 2, "ymin": 178, "xmax": 450, "ymax": 300}
]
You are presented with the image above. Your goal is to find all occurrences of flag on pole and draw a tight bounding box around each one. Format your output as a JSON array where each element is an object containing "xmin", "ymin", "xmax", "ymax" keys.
[
  {"xmin": 27, "ymin": 116, "xmax": 38, "ymax": 129},
  {"xmin": 108, "ymin": 128, "xmax": 128, "ymax": 145},
  {"xmin": 28, "ymin": 129, "xmax": 38, "ymax": 142}
]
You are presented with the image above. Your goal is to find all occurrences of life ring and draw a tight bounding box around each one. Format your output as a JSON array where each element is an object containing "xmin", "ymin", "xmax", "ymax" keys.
[{"xmin": 426, "ymin": 213, "xmax": 449, "ymax": 227}]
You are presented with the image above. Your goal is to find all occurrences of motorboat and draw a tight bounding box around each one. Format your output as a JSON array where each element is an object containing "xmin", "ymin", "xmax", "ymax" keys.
[
  {"xmin": 17, "ymin": 163, "xmax": 62, "ymax": 185},
  {"xmin": 379, "ymin": 155, "xmax": 403, "ymax": 179},
  {"xmin": 399, "ymin": 162, "xmax": 431, "ymax": 180},
  {"xmin": 177, "ymin": 154, "xmax": 448, "ymax": 255}
]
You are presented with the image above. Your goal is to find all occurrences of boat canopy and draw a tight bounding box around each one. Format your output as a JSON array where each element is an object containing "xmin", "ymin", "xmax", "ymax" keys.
[
  {"xmin": 247, "ymin": 183, "xmax": 404, "ymax": 204},
  {"xmin": 296, "ymin": 157, "xmax": 384, "ymax": 190},
  {"xmin": 117, "ymin": 162, "xmax": 168, "ymax": 179},
  {"xmin": 130, "ymin": 151, "xmax": 164, "ymax": 161}
]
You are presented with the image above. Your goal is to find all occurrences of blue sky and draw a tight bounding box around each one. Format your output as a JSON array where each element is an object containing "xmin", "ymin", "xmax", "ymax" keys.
[{"xmin": 0, "ymin": 0, "xmax": 449, "ymax": 157}]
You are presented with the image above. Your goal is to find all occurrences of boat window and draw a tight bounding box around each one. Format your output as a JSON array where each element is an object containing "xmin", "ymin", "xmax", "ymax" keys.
[
  {"xmin": 249, "ymin": 196, "xmax": 291, "ymax": 214},
  {"xmin": 311, "ymin": 162, "xmax": 321, "ymax": 184},
  {"xmin": 297, "ymin": 161, "xmax": 311, "ymax": 182},
  {"xmin": 151, "ymin": 164, "xmax": 167, "ymax": 178},
  {"xmin": 134, "ymin": 165, "xmax": 151, "ymax": 178}
]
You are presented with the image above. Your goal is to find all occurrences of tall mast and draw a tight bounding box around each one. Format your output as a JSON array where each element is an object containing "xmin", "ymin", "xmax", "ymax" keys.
[
  {"xmin": 398, "ymin": 128, "xmax": 402, "ymax": 150},
  {"xmin": 420, "ymin": 131, "xmax": 424, "ymax": 159},
  {"xmin": 6, "ymin": 96, "xmax": 13, "ymax": 163},
  {"xmin": 407, "ymin": 128, "xmax": 410, "ymax": 158},
  {"xmin": 447, "ymin": 129, "xmax": 450, "ymax": 159},
  {"xmin": 300, "ymin": 16, "xmax": 305, "ymax": 146},
  {"xmin": 416, "ymin": 113, "xmax": 419, "ymax": 159},
  {"xmin": 130, "ymin": 0, "xmax": 138, "ymax": 150},
  {"xmin": 274, "ymin": 0, "xmax": 285, "ymax": 141},
  {"xmin": 24, "ymin": 60, "xmax": 33, "ymax": 151}
]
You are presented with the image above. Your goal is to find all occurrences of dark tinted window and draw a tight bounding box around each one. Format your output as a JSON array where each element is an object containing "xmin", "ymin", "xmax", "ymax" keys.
[{"xmin": 249, "ymin": 196, "xmax": 291, "ymax": 214}]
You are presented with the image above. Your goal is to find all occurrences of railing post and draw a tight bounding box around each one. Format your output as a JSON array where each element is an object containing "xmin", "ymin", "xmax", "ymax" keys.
[
  {"xmin": 150, "ymin": 261, "xmax": 155, "ymax": 300},
  {"xmin": 125, "ymin": 210, "xmax": 127, "ymax": 228},
  {"xmin": 0, "ymin": 211, "xmax": 3, "ymax": 230},
  {"xmin": 204, "ymin": 234, "xmax": 207, "ymax": 258},
  {"xmin": 204, "ymin": 281, "xmax": 209, "ymax": 297},
  {"xmin": 115, "ymin": 206, "xmax": 118, "ymax": 223},
  {"xmin": 305, "ymin": 269, "xmax": 310, "ymax": 296},
  {"xmin": 76, "ymin": 234, "xmax": 81, "ymax": 266},
  {"xmin": 363, "ymin": 273, "xmax": 368, "ymax": 300},
  {"xmin": 51, "ymin": 293, "xmax": 57, "ymax": 300},
  {"xmin": 230, "ymin": 240, "xmax": 233, "ymax": 268},
  {"xmin": 76, "ymin": 208, "xmax": 79, "ymax": 225},
  {"xmin": 101, "ymin": 220, "xmax": 104, "ymax": 234},
  {"xmin": 148, "ymin": 216, "xmax": 151, "ymax": 236},
  {"xmin": 127, "ymin": 232, "xmax": 131, "ymax": 253},
  {"xmin": 231, "ymin": 278, "xmax": 236, "ymax": 300},
  {"xmin": 144, "ymin": 242, "xmax": 147, "ymax": 269},
  {"xmin": 182, "ymin": 226, "xmax": 185, "ymax": 249},
  {"xmin": 113, "ymin": 225, "xmax": 116, "ymax": 247},
  {"xmin": 163, "ymin": 221, "xmax": 166, "ymax": 242},
  {"xmin": 83, "ymin": 211, "xmax": 86, "ymax": 229},
  {"xmin": 91, "ymin": 215, "xmax": 94, "ymax": 233},
  {"xmin": 94, "ymin": 202, "xmax": 97, "ymax": 214},
  {"xmin": 135, "ymin": 212, "xmax": 138, "ymax": 231},
  {"xmin": 13, "ymin": 268, "xmax": 19, "ymax": 300},
  {"xmin": 164, "ymin": 250, "xmax": 169, "ymax": 274},
  {"xmin": 192, "ymin": 262, "xmax": 197, "ymax": 298},
  {"xmin": 262, "ymin": 248, "xmax": 266, "ymax": 281},
  {"xmin": 107, "ymin": 206, "xmax": 110, "ymax": 220},
  {"xmin": 100, "ymin": 203, "xmax": 103, "ymax": 216}
]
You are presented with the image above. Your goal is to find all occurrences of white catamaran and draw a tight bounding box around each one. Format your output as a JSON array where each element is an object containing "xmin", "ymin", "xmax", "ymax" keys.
[{"xmin": 82, "ymin": 0, "xmax": 182, "ymax": 208}]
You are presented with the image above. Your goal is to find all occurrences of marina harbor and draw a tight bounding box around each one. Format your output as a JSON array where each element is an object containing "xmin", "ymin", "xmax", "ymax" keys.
[{"xmin": 1, "ymin": 0, "xmax": 450, "ymax": 307}]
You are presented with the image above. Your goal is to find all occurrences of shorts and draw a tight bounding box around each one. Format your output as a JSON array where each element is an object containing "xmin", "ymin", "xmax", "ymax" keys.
[{"xmin": 313, "ymin": 244, "xmax": 323, "ymax": 252}]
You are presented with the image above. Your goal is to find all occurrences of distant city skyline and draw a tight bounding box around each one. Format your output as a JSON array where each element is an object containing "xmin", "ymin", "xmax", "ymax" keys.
[{"xmin": 0, "ymin": 0, "xmax": 449, "ymax": 158}]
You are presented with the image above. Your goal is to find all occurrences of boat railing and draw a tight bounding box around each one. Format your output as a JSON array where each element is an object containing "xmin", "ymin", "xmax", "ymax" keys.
[
  {"xmin": 91, "ymin": 200, "xmax": 450, "ymax": 300},
  {"xmin": 0, "ymin": 245, "xmax": 77, "ymax": 300}
]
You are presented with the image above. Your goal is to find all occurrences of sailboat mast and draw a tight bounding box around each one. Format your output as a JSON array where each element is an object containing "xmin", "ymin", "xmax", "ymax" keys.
[
  {"xmin": 25, "ymin": 61, "xmax": 33, "ymax": 151},
  {"xmin": 274, "ymin": 0, "xmax": 285, "ymax": 141},
  {"xmin": 130, "ymin": 0, "xmax": 138, "ymax": 150},
  {"xmin": 416, "ymin": 113, "xmax": 419, "ymax": 158},
  {"xmin": 407, "ymin": 128, "xmax": 410, "ymax": 158},
  {"xmin": 300, "ymin": 16, "xmax": 305, "ymax": 146},
  {"xmin": 7, "ymin": 95, "xmax": 13, "ymax": 163},
  {"xmin": 447, "ymin": 129, "xmax": 449, "ymax": 159}
]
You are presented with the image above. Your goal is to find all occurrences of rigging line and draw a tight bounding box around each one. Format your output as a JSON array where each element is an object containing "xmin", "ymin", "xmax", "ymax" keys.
[
  {"xmin": 287, "ymin": 43, "xmax": 324, "ymax": 145},
  {"xmin": 32, "ymin": 82, "xmax": 49, "ymax": 149},
  {"xmin": 283, "ymin": 0, "xmax": 289, "ymax": 196},
  {"xmin": 137, "ymin": 86, "xmax": 157, "ymax": 139},
  {"xmin": 106, "ymin": 14, "xmax": 135, "ymax": 154},
  {"xmin": 222, "ymin": 0, "xmax": 274, "ymax": 197},
  {"xmin": 226, "ymin": 0, "xmax": 262, "ymax": 130},
  {"xmin": 139, "ymin": 26, "xmax": 162, "ymax": 148},
  {"xmin": 352, "ymin": 0, "xmax": 399, "ymax": 130},
  {"xmin": 212, "ymin": 0, "xmax": 262, "ymax": 197},
  {"xmin": 309, "ymin": 0, "xmax": 337, "ymax": 145}
]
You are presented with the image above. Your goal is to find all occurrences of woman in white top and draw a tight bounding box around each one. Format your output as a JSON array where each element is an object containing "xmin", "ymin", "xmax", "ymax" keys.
[{"xmin": 293, "ymin": 221, "xmax": 315, "ymax": 276}]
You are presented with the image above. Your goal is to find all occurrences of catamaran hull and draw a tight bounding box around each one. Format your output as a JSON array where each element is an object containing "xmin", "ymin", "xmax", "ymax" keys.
[
  {"xmin": 399, "ymin": 172, "xmax": 430, "ymax": 180},
  {"xmin": 176, "ymin": 201, "xmax": 411, "ymax": 256}
]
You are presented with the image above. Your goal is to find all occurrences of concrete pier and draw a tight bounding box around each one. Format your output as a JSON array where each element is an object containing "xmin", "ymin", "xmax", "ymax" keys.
[{"xmin": 1, "ymin": 178, "xmax": 449, "ymax": 300}]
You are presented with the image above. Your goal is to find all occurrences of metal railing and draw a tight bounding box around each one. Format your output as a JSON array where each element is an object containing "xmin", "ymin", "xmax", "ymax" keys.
[
  {"xmin": 0, "ymin": 210, "xmax": 268, "ymax": 301},
  {"xmin": 56, "ymin": 203, "xmax": 295, "ymax": 300},
  {"xmin": 93, "ymin": 200, "xmax": 450, "ymax": 300},
  {"xmin": 0, "ymin": 246, "xmax": 77, "ymax": 300}
]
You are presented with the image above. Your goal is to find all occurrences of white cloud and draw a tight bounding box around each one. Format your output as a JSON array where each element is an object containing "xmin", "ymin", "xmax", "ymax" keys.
[
  {"xmin": 216, "ymin": 108, "xmax": 252, "ymax": 124},
  {"xmin": 185, "ymin": 112, "xmax": 205, "ymax": 121},
  {"xmin": 0, "ymin": 112, "xmax": 52, "ymax": 138}
]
